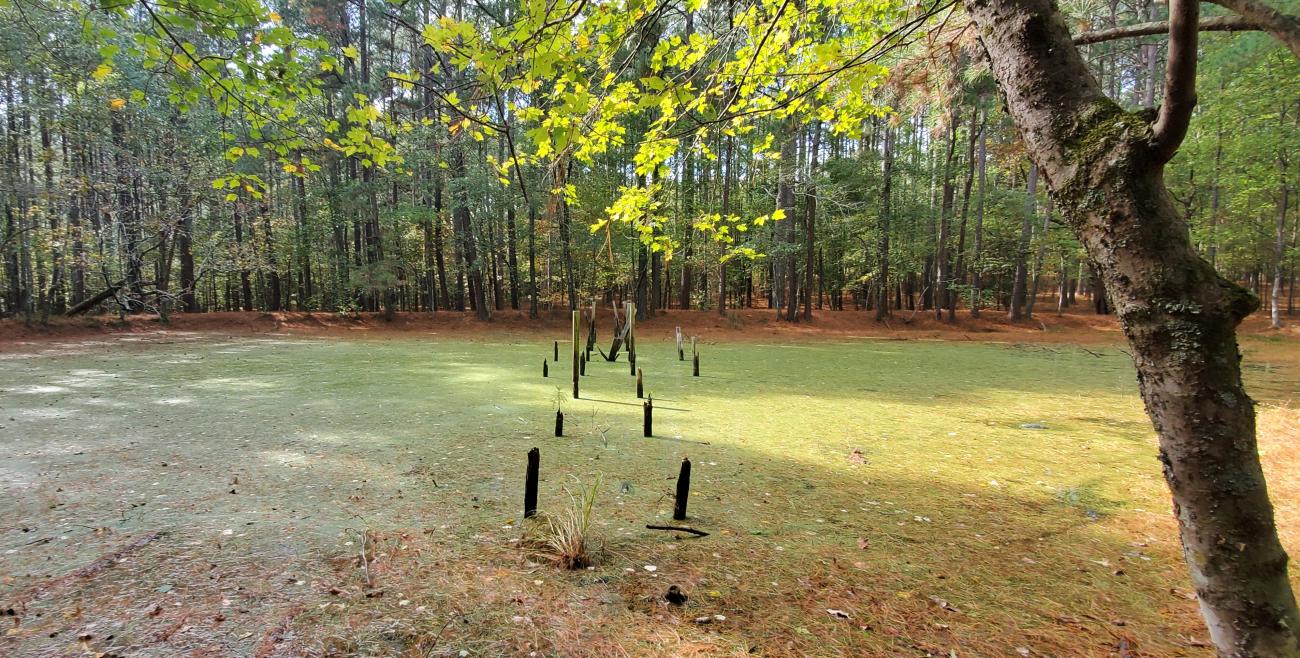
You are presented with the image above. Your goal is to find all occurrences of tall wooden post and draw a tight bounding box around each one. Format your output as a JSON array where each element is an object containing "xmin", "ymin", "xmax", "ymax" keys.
[
  {"xmin": 673, "ymin": 457, "xmax": 691, "ymax": 520},
  {"xmin": 586, "ymin": 300, "xmax": 596, "ymax": 359},
  {"xmin": 572, "ymin": 310, "xmax": 580, "ymax": 398},
  {"xmin": 627, "ymin": 302, "xmax": 637, "ymax": 375},
  {"xmin": 692, "ymin": 337, "xmax": 699, "ymax": 376},
  {"xmin": 643, "ymin": 396, "xmax": 653, "ymax": 437},
  {"xmin": 636, "ymin": 368, "xmax": 644, "ymax": 398},
  {"xmin": 524, "ymin": 448, "xmax": 540, "ymax": 519}
]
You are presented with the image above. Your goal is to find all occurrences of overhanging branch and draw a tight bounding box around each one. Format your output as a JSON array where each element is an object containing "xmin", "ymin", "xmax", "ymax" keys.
[
  {"xmin": 1205, "ymin": 0, "xmax": 1300, "ymax": 58},
  {"xmin": 1074, "ymin": 15, "xmax": 1260, "ymax": 45}
]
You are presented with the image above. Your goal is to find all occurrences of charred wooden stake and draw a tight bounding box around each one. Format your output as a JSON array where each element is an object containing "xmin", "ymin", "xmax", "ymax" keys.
[
  {"xmin": 525, "ymin": 447, "xmax": 540, "ymax": 519},
  {"xmin": 673, "ymin": 458, "xmax": 692, "ymax": 521},
  {"xmin": 693, "ymin": 353, "xmax": 700, "ymax": 377},
  {"xmin": 554, "ymin": 341, "xmax": 558, "ymax": 362},
  {"xmin": 636, "ymin": 368, "xmax": 644, "ymax": 398},
  {"xmin": 676, "ymin": 327, "xmax": 684, "ymax": 361},
  {"xmin": 627, "ymin": 302, "xmax": 637, "ymax": 375},
  {"xmin": 543, "ymin": 360, "xmax": 549, "ymax": 378},
  {"xmin": 555, "ymin": 410, "xmax": 564, "ymax": 437},
  {"xmin": 572, "ymin": 310, "xmax": 580, "ymax": 399},
  {"xmin": 580, "ymin": 353, "xmax": 586, "ymax": 376},
  {"xmin": 643, "ymin": 397, "xmax": 653, "ymax": 437}
]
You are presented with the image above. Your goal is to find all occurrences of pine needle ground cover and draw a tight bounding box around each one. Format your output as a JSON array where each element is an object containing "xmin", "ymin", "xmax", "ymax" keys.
[{"xmin": 2, "ymin": 331, "xmax": 1297, "ymax": 657}]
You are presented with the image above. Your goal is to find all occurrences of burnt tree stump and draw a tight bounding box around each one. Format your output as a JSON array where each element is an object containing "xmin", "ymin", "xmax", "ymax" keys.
[
  {"xmin": 674, "ymin": 458, "xmax": 692, "ymax": 520},
  {"xmin": 643, "ymin": 397, "xmax": 653, "ymax": 437},
  {"xmin": 525, "ymin": 448, "xmax": 540, "ymax": 519}
]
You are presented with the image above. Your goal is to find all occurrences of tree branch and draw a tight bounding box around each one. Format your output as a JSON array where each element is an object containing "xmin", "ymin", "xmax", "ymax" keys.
[
  {"xmin": 1151, "ymin": 0, "xmax": 1199, "ymax": 165},
  {"xmin": 1074, "ymin": 15, "xmax": 1260, "ymax": 45},
  {"xmin": 1205, "ymin": 0, "xmax": 1300, "ymax": 58}
]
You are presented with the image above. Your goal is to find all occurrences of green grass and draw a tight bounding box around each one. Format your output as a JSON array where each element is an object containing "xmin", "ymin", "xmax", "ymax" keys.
[{"xmin": 1, "ymin": 331, "xmax": 1295, "ymax": 656}]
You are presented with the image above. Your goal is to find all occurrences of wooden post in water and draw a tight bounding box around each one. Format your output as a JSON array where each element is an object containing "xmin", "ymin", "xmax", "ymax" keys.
[
  {"xmin": 572, "ymin": 310, "xmax": 580, "ymax": 398},
  {"xmin": 554, "ymin": 340, "xmax": 558, "ymax": 361},
  {"xmin": 643, "ymin": 396, "xmax": 653, "ymax": 437},
  {"xmin": 636, "ymin": 368, "xmax": 644, "ymax": 398},
  {"xmin": 555, "ymin": 410, "xmax": 564, "ymax": 437},
  {"xmin": 580, "ymin": 353, "xmax": 586, "ymax": 376},
  {"xmin": 525, "ymin": 448, "xmax": 540, "ymax": 519},
  {"xmin": 673, "ymin": 458, "xmax": 692, "ymax": 520},
  {"xmin": 626, "ymin": 302, "xmax": 637, "ymax": 374},
  {"xmin": 586, "ymin": 300, "xmax": 596, "ymax": 359},
  {"xmin": 543, "ymin": 360, "xmax": 548, "ymax": 377},
  {"xmin": 676, "ymin": 327, "xmax": 684, "ymax": 360},
  {"xmin": 692, "ymin": 337, "xmax": 699, "ymax": 376}
]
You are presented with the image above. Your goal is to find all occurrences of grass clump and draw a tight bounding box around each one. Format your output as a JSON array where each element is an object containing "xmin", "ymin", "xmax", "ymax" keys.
[{"xmin": 534, "ymin": 474, "xmax": 603, "ymax": 570}]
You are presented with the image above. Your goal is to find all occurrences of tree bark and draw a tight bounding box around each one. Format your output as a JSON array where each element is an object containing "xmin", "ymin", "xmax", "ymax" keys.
[{"xmin": 965, "ymin": 0, "xmax": 1300, "ymax": 653}]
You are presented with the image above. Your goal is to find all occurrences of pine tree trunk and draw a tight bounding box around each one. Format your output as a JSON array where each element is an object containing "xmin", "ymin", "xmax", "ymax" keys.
[
  {"xmin": 877, "ymin": 123, "xmax": 893, "ymax": 320},
  {"xmin": 1009, "ymin": 163, "xmax": 1035, "ymax": 320}
]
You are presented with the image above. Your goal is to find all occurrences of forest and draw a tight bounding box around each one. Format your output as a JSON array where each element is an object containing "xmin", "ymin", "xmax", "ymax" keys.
[
  {"xmin": 1, "ymin": 0, "xmax": 1295, "ymax": 326},
  {"xmin": 2, "ymin": 0, "xmax": 1300, "ymax": 657}
]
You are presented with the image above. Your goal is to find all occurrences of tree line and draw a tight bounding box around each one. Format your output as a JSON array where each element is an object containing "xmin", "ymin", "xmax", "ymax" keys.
[{"xmin": 1, "ymin": 0, "xmax": 1293, "ymax": 326}]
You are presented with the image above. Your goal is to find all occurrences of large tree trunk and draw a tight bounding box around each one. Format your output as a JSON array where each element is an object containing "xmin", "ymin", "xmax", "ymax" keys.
[{"xmin": 966, "ymin": 0, "xmax": 1300, "ymax": 654}]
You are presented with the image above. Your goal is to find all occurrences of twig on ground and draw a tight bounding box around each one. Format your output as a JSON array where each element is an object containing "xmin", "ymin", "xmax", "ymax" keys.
[{"xmin": 645, "ymin": 525, "xmax": 709, "ymax": 537}]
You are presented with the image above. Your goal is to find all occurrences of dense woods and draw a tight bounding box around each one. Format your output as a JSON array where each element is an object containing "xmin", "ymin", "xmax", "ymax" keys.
[{"xmin": 1, "ymin": 0, "xmax": 1294, "ymax": 326}]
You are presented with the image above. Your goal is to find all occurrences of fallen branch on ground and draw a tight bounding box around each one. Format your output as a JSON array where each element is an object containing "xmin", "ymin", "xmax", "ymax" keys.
[{"xmin": 645, "ymin": 525, "xmax": 709, "ymax": 537}]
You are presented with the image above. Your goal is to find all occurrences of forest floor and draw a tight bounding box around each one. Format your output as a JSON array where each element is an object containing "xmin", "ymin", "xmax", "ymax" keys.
[{"xmin": 1, "ymin": 312, "xmax": 1298, "ymax": 657}]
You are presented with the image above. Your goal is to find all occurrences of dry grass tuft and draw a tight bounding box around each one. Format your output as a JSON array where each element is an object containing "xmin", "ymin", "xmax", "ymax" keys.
[{"xmin": 533, "ymin": 474, "xmax": 603, "ymax": 570}]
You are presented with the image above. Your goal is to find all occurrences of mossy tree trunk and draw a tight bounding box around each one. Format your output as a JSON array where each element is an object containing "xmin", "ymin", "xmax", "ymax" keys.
[{"xmin": 966, "ymin": 0, "xmax": 1300, "ymax": 654}]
